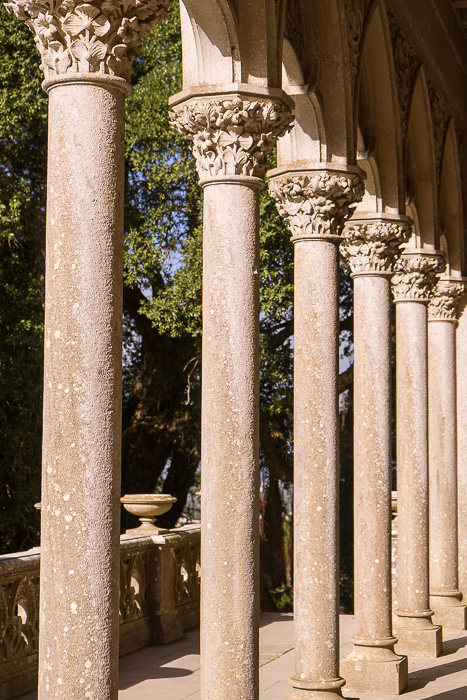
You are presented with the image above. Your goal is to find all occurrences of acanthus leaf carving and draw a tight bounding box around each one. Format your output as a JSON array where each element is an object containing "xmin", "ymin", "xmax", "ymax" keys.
[
  {"xmin": 428, "ymin": 278, "xmax": 467, "ymax": 321},
  {"xmin": 387, "ymin": 7, "xmax": 420, "ymax": 141},
  {"xmin": 5, "ymin": 0, "xmax": 173, "ymax": 82},
  {"xmin": 343, "ymin": 0, "xmax": 369, "ymax": 78},
  {"xmin": 170, "ymin": 96, "xmax": 293, "ymax": 180},
  {"xmin": 427, "ymin": 79, "xmax": 450, "ymax": 182},
  {"xmin": 392, "ymin": 251, "xmax": 445, "ymax": 302},
  {"xmin": 268, "ymin": 170, "xmax": 364, "ymax": 240},
  {"xmin": 341, "ymin": 218, "xmax": 411, "ymax": 275}
]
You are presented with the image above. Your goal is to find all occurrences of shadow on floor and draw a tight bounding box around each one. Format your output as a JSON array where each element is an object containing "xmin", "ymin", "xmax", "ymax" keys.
[
  {"xmin": 119, "ymin": 665, "xmax": 194, "ymax": 690},
  {"xmin": 408, "ymin": 657, "xmax": 467, "ymax": 690}
]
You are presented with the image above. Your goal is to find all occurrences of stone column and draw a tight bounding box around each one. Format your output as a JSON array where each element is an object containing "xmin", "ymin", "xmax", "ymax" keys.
[
  {"xmin": 391, "ymin": 250, "xmax": 444, "ymax": 658},
  {"xmin": 457, "ymin": 298, "xmax": 467, "ymax": 600},
  {"xmin": 268, "ymin": 165, "xmax": 364, "ymax": 700},
  {"xmin": 4, "ymin": 1, "xmax": 172, "ymax": 698},
  {"xmin": 428, "ymin": 277, "xmax": 467, "ymax": 630},
  {"xmin": 171, "ymin": 87, "xmax": 292, "ymax": 700},
  {"xmin": 340, "ymin": 214, "xmax": 410, "ymax": 695}
]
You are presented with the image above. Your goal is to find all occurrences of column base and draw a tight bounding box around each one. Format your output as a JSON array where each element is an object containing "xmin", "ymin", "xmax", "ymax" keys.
[
  {"xmin": 394, "ymin": 624, "xmax": 442, "ymax": 657},
  {"xmin": 430, "ymin": 600, "xmax": 467, "ymax": 630},
  {"xmin": 286, "ymin": 690, "xmax": 348, "ymax": 700},
  {"xmin": 286, "ymin": 676, "xmax": 349, "ymax": 700},
  {"xmin": 340, "ymin": 649, "xmax": 408, "ymax": 695}
]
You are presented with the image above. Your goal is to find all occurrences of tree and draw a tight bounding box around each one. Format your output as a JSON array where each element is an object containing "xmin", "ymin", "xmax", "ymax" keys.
[{"xmin": 0, "ymin": 7, "xmax": 47, "ymax": 552}]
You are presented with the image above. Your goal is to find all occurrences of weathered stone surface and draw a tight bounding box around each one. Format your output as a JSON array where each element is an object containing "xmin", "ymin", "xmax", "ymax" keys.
[
  {"xmin": 392, "ymin": 251, "xmax": 443, "ymax": 658},
  {"xmin": 428, "ymin": 278, "xmax": 467, "ymax": 632},
  {"xmin": 268, "ymin": 167, "xmax": 364, "ymax": 240},
  {"xmin": 340, "ymin": 215, "xmax": 409, "ymax": 695},
  {"xmin": 171, "ymin": 86, "xmax": 292, "ymax": 700},
  {"xmin": 171, "ymin": 89, "xmax": 293, "ymax": 179},
  {"xmin": 5, "ymin": 0, "xmax": 172, "ymax": 82},
  {"xmin": 268, "ymin": 165, "xmax": 363, "ymax": 700}
]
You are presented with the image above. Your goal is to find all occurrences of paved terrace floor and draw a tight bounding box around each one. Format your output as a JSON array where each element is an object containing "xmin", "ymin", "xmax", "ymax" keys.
[{"xmin": 20, "ymin": 614, "xmax": 467, "ymax": 700}]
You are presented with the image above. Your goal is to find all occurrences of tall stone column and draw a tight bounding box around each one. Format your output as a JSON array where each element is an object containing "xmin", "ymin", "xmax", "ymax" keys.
[
  {"xmin": 171, "ymin": 87, "xmax": 293, "ymax": 700},
  {"xmin": 268, "ymin": 165, "xmax": 364, "ymax": 700},
  {"xmin": 391, "ymin": 250, "xmax": 444, "ymax": 658},
  {"xmin": 340, "ymin": 214, "xmax": 410, "ymax": 695},
  {"xmin": 428, "ymin": 277, "xmax": 467, "ymax": 630},
  {"xmin": 4, "ymin": 1, "xmax": 172, "ymax": 698},
  {"xmin": 457, "ymin": 298, "xmax": 467, "ymax": 600}
]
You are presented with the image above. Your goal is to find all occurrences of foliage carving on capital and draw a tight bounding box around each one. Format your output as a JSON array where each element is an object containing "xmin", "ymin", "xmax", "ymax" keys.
[
  {"xmin": 268, "ymin": 171, "xmax": 364, "ymax": 240},
  {"xmin": 341, "ymin": 219, "xmax": 411, "ymax": 275},
  {"xmin": 392, "ymin": 253, "xmax": 445, "ymax": 302},
  {"xmin": 428, "ymin": 279, "xmax": 467, "ymax": 321},
  {"xmin": 5, "ymin": 0, "xmax": 173, "ymax": 81},
  {"xmin": 170, "ymin": 96, "xmax": 293, "ymax": 180}
]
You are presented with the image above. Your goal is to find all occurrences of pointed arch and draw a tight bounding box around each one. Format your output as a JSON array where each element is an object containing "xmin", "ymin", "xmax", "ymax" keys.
[
  {"xmin": 439, "ymin": 120, "xmax": 464, "ymax": 275},
  {"xmin": 276, "ymin": 38, "xmax": 324, "ymax": 166},
  {"xmin": 179, "ymin": 0, "xmax": 286, "ymax": 89},
  {"xmin": 179, "ymin": 0, "xmax": 240, "ymax": 86},
  {"xmin": 355, "ymin": 0, "xmax": 403, "ymax": 213},
  {"xmin": 405, "ymin": 67, "xmax": 438, "ymax": 249}
]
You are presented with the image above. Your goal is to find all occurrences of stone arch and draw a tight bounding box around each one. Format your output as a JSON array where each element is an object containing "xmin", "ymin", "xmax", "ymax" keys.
[
  {"xmin": 179, "ymin": 0, "xmax": 241, "ymax": 87},
  {"xmin": 179, "ymin": 0, "xmax": 285, "ymax": 88},
  {"xmin": 297, "ymin": 0, "xmax": 355, "ymax": 162},
  {"xmin": 439, "ymin": 121, "xmax": 464, "ymax": 275},
  {"xmin": 276, "ymin": 38, "xmax": 324, "ymax": 166},
  {"xmin": 405, "ymin": 67, "xmax": 438, "ymax": 249},
  {"xmin": 354, "ymin": 0, "xmax": 403, "ymax": 213}
]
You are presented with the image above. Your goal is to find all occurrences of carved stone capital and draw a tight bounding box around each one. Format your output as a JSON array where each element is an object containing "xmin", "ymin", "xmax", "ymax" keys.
[
  {"xmin": 428, "ymin": 278, "xmax": 467, "ymax": 321},
  {"xmin": 341, "ymin": 216, "xmax": 411, "ymax": 276},
  {"xmin": 170, "ymin": 92, "xmax": 293, "ymax": 181},
  {"xmin": 267, "ymin": 168, "xmax": 364, "ymax": 241},
  {"xmin": 392, "ymin": 251, "xmax": 445, "ymax": 303},
  {"xmin": 5, "ymin": 0, "xmax": 173, "ymax": 83}
]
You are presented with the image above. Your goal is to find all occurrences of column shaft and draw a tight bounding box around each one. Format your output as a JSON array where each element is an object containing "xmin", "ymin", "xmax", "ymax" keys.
[
  {"xmin": 291, "ymin": 239, "xmax": 343, "ymax": 699},
  {"xmin": 428, "ymin": 319, "xmax": 466, "ymax": 629},
  {"xmin": 39, "ymin": 81, "xmax": 125, "ymax": 699},
  {"xmin": 394, "ymin": 301, "xmax": 441, "ymax": 656},
  {"xmin": 457, "ymin": 301, "xmax": 467, "ymax": 599},
  {"xmin": 201, "ymin": 180, "xmax": 260, "ymax": 700},
  {"xmin": 353, "ymin": 274, "xmax": 393, "ymax": 642}
]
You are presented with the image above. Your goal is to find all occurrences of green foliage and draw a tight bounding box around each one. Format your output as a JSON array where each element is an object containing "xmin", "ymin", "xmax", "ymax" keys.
[{"xmin": 0, "ymin": 6, "xmax": 47, "ymax": 551}]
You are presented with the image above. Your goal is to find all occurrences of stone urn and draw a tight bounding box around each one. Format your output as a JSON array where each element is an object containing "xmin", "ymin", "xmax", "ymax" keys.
[{"xmin": 120, "ymin": 494, "xmax": 177, "ymax": 535}]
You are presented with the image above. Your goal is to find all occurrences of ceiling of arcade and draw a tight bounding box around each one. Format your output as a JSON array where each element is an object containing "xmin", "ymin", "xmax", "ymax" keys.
[{"xmin": 278, "ymin": 0, "xmax": 467, "ymax": 269}]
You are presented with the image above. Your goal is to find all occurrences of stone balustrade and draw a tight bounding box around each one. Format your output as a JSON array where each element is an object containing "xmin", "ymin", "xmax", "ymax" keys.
[{"xmin": 0, "ymin": 524, "xmax": 201, "ymax": 700}]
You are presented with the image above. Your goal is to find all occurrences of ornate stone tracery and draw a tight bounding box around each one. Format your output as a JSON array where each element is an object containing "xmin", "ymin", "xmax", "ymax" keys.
[
  {"xmin": 428, "ymin": 278, "xmax": 467, "ymax": 321},
  {"xmin": 341, "ymin": 218, "xmax": 411, "ymax": 275},
  {"xmin": 5, "ymin": 0, "xmax": 173, "ymax": 81},
  {"xmin": 268, "ymin": 170, "xmax": 364, "ymax": 239},
  {"xmin": 392, "ymin": 252, "xmax": 445, "ymax": 302},
  {"xmin": 170, "ymin": 96, "xmax": 293, "ymax": 180}
]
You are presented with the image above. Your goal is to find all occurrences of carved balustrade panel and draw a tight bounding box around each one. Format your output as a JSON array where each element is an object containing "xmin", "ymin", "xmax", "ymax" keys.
[
  {"xmin": 0, "ymin": 564, "xmax": 40, "ymax": 665},
  {"xmin": 173, "ymin": 539, "xmax": 201, "ymax": 607}
]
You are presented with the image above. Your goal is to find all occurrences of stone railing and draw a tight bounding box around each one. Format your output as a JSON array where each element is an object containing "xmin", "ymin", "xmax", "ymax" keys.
[{"xmin": 0, "ymin": 524, "xmax": 201, "ymax": 700}]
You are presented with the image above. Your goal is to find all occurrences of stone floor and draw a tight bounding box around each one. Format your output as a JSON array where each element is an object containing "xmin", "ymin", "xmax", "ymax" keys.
[{"xmin": 19, "ymin": 613, "xmax": 467, "ymax": 699}]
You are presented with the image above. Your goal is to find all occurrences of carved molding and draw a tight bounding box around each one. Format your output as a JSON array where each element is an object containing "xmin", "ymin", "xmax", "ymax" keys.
[
  {"xmin": 428, "ymin": 278, "xmax": 467, "ymax": 321},
  {"xmin": 341, "ymin": 218, "xmax": 411, "ymax": 275},
  {"xmin": 171, "ymin": 96, "xmax": 293, "ymax": 180},
  {"xmin": 427, "ymin": 79, "xmax": 450, "ymax": 182},
  {"xmin": 5, "ymin": 0, "xmax": 173, "ymax": 82},
  {"xmin": 386, "ymin": 7, "xmax": 420, "ymax": 141},
  {"xmin": 268, "ymin": 170, "xmax": 364, "ymax": 240},
  {"xmin": 343, "ymin": 0, "xmax": 370, "ymax": 77},
  {"xmin": 392, "ymin": 252, "xmax": 445, "ymax": 302}
]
